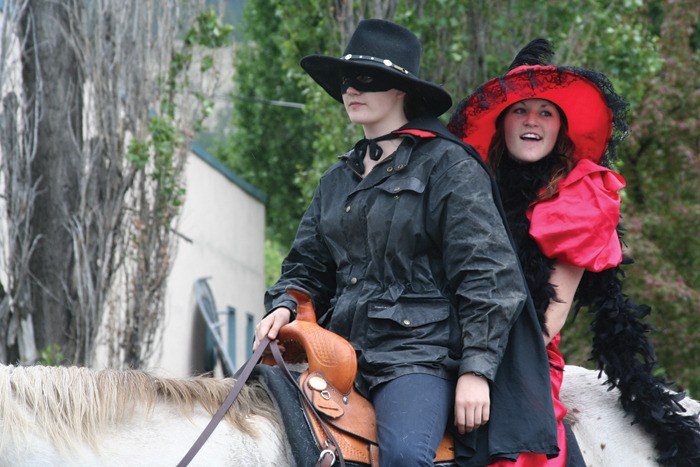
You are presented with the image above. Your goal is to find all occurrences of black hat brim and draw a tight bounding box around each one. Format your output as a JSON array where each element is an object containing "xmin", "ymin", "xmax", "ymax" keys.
[{"xmin": 300, "ymin": 54, "xmax": 452, "ymax": 117}]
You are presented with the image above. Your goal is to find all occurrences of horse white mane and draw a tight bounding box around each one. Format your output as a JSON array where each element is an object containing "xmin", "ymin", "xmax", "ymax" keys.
[
  {"xmin": 0, "ymin": 364, "xmax": 279, "ymax": 452},
  {"xmin": 1, "ymin": 363, "xmax": 697, "ymax": 466}
]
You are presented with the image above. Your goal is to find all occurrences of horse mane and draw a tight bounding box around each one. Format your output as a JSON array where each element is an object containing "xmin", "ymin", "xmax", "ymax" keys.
[{"xmin": 0, "ymin": 364, "xmax": 279, "ymax": 451}]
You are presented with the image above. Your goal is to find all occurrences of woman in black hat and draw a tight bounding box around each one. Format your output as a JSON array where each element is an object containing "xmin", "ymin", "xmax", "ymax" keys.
[
  {"xmin": 449, "ymin": 39, "xmax": 700, "ymax": 466},
  {"xmin": 255, "ymin": 20, "xmax": 558, "ymax": 465}
]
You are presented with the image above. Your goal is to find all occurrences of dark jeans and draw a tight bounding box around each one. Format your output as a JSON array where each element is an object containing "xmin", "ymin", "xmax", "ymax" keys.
[{"xmin": 372, "ymin": 373, "xmax": 453, "ymax": 467}]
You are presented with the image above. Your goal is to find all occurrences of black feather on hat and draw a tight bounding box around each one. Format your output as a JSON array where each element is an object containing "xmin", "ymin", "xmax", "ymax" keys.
[{"xmin": 300, "ymin": 19, "xmax": 452, "ymax": 117}]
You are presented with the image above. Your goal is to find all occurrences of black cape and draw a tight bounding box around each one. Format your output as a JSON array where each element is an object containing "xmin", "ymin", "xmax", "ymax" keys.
[{"xmin": 403, "ymin": 117, "xmax": 559, "ymax": 465}]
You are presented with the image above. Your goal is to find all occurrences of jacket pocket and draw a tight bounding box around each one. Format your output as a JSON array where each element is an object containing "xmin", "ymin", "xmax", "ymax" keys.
[
  {"xmin": 363, "ymin": 296, "xmax": 451, "ymax": 367},
  {"xmin": 375, "ymin": 176, "xmax": 426, "ymax": 195},
  {"xmin": 369, "ymin": 176, "xmax": 426, "ymax": 243}
]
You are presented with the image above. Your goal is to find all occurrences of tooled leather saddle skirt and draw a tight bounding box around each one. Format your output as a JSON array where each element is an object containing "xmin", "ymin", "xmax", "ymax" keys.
[{"xmin": 262, "ymin": 288, "xmax": 455, "ymax": 466}]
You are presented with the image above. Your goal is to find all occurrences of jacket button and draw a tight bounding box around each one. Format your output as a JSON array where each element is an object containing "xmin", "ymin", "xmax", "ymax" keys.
[
  {"xmin": 350, "ymin": 277, "xmax": 358, "ymax": 285},
  {"xmin": 393, "ymin": 187, "xmax": 400, "ymax": 192},
  {"xmin": 345, "ymin": 205, "xmax": 351, "ymax": 212},
  {"xmin": 386, "ymin": 166, "xmax": 393, "ymax": 172},
  {"xmin": 402, "ymin": 319, "xmax": 411, "ymax": 326},
  {"xmin": 397, "ymin": 164, "xmax": 404, "ymax": 169}
]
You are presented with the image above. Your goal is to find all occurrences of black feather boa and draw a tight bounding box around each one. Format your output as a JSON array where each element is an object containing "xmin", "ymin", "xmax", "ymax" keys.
[
  {"xmin": 497, "ymin": 155, "xmax": 558, "ymax": 335},
  {"xmin": 496, "ymin": 155, "xmax": 700, "ymax": 466}
]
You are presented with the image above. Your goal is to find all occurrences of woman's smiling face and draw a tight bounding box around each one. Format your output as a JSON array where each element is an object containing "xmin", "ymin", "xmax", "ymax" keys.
[{"xmin": 503, "ymin": 99, "xmax": 562, "ymax": 163}]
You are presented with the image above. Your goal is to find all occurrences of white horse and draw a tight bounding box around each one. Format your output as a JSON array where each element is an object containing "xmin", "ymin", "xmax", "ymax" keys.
[
  {"xmin": 560, "ymin": 365, "xmax": 699, "ymax": 466},
  {"xmin": 0, "ymin": 364, "xmax": 697, "ymax": 466}
]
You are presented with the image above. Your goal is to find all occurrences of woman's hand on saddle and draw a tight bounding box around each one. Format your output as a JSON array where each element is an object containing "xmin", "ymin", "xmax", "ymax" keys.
[
  {"xmin": 253, "ymin": 307, "xmax": 292, "ymax": 351},
  {"xmin": 454, "ymin": 372, "xmax": 490, "ymax": 435}
]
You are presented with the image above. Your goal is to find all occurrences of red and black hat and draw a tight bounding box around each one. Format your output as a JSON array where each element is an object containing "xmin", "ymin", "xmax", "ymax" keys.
[
  {"xmin": 448, "ymin": 39, "xmax": 628, "ymax": 165},
  {"xmin": 300, "ymin": 19, "xmax": 452, "ymax": 117}
]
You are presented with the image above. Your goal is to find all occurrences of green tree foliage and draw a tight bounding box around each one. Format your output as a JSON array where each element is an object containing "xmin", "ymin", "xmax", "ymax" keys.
[
  {"xmin": 216, "ymin": 0, "xmax": 350, "ymax": 245},
  {"xmin": 221, "ymin": 0, "xmax": 700, "ymax": 392},
  {"xmin": 561, "ymin": 0, "xmax": 700, "ymax": 394},
  {"xmin": 614, "ymin": 0, "xmax": 699, "ymax": 391}
]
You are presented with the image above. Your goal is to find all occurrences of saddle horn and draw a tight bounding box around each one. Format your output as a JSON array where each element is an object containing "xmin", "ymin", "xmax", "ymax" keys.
[{"xmin": 264, "ymin": 287, "xmax": 357, "ymax": 394}]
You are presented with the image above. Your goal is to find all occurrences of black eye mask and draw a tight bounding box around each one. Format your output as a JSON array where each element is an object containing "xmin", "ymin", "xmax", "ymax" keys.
[{"xmin": 341, "ymin": 73, "xmax": 405, "ymax": 94}]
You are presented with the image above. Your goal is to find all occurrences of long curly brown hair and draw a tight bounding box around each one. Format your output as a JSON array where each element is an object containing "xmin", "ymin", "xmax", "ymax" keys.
[{"xmin": 486, "ymin": 103, "xmax": 575, "ymax": 201}]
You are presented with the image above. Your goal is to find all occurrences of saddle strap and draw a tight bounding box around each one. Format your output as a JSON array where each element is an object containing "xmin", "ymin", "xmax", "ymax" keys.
[
  {"xmin": 177, "ymin": 336, "xmax": 271, "ymax": 466},
  {"xmin": 269, "ymin": 341, "xmax": 347, "ymax": 467}
]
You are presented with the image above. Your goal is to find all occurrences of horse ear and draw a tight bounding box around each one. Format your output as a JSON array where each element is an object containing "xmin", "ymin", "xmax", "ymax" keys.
[{"xmin": 285, "ymin": 286, "xmax": 316, "ymax": 323}]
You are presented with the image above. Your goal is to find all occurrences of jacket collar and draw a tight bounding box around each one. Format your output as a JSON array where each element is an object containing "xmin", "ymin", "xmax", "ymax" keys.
[{"xmin": 341, "ymin": 117, "xmax": 446, "ymax": 177}]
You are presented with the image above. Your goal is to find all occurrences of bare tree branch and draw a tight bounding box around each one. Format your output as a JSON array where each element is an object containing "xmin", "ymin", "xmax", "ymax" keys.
[{"xmin": 0, "ymin": 0, "xmax": 216, "ymax": 368}]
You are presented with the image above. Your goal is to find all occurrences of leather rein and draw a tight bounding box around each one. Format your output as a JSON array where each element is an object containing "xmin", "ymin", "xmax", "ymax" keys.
[{"xmin": 177, "ymin": 335, "xmax": 344, "ymax": 467}]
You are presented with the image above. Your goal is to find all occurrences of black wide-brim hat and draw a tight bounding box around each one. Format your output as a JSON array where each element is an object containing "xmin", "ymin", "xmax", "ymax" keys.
[{"xmin": 300, "ymin": 19, "xmax": 452, "ymax": 117}]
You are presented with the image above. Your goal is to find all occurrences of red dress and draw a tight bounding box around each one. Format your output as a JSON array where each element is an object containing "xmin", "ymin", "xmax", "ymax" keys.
[{"xmin": 489, "ymin": 160, "xmax": 625, "ymax": 466}]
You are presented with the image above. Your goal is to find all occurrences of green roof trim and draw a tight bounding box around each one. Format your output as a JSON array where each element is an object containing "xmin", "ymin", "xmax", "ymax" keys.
[{"xmin": 190, "ymin": 143, "xmax": 268, "ymax": 204}]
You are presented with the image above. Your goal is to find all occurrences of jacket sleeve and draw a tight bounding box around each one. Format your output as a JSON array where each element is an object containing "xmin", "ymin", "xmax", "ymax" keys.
[
  {"xmin": 427, "ymin": 149, "xmax": 528, "ymax": 381},
  {"xmin": 264, "ymin": 183, "xmax": 337, "ymax": 320}
]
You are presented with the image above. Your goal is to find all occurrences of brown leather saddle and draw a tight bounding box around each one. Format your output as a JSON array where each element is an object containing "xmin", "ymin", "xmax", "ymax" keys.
[{"xmin": 263, "ymin": 288, "xmax": 455, "ymax": 466}]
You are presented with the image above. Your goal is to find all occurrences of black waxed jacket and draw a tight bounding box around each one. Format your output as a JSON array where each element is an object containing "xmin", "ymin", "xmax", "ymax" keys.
[{"xmin": 265, "ymin": 118, "xmax": 529, "ymax": 396}]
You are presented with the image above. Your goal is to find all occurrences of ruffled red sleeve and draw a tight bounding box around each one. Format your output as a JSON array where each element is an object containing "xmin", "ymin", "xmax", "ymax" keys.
[{"xmin": 526, "ymin": 159, "xmax": 626, "ymax": 272}]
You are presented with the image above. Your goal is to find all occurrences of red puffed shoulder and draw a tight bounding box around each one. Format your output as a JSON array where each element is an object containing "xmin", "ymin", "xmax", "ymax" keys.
[{"xmin": 526, "ymin": 159, "xmax": 626, "ymax": 272}]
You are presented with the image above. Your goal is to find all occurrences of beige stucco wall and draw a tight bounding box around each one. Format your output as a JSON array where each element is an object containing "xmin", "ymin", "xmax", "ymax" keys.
[{"xmin": 147, "ymin": 147, "xmax": 266, "ymax": 377}]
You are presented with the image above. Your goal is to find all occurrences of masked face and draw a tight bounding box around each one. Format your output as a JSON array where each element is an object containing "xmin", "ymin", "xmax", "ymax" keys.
[{"xmin": 341, "ymin": 72, "xmax": 405, "ymax": 94}]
